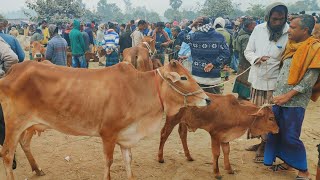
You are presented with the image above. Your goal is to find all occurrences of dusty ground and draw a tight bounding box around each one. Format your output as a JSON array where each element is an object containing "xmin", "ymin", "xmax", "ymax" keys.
[{"xmin": 1, "ymin": 61, "xmax": 319, "ymax": 180}]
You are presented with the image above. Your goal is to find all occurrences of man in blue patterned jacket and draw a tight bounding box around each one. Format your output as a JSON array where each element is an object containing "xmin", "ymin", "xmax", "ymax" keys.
[{"xmin": 183, "ymin": 17, "xmax": 230, "ymax": 94}]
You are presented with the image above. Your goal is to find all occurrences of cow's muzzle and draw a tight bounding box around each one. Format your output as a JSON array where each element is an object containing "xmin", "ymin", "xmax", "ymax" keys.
[{"xmin": 34, "ymin": 53, "xmax": 43, "ymax": 59}]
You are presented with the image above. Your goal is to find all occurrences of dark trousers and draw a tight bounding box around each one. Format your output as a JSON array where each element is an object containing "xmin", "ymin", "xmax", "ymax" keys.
[
  {"xmin": 198, "ymin": 83, "xmax": 221, "ymax": 94},
  {"xmin": 0, "ymin": 104, "xmax": 5, "ymax": 145}
]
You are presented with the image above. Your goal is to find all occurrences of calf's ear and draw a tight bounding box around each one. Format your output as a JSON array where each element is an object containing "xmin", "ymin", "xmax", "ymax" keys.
[{"xmin": 164, "ymin": 72, "xmax": 181, "ymax": 83}]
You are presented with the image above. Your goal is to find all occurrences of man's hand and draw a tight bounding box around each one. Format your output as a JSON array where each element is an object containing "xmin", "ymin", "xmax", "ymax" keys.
[
  {"xmin": 256, "ymin": 56, "xmax": 270, "ymax": 64},
  {"xmin": 273, "ymin": 90, "xmax": 299, "ymax": 105},
  {"xmin": 191, "ymin": 17, "xmax": 203, "ymax": 28},
  {"xmin": 204, "ymin": 63, "xmax": 214, "ymax": 72},
  {"xmin": 273, "ymin": 94, "xmax": 291, "ymax": 105}
]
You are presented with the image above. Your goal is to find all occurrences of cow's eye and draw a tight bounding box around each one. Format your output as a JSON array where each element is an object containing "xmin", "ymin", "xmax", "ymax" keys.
[
  {"xmin": 181, "ymin": 76, "xmax": 187, "ymax": 80},
  {"xmin": 269, "ymin": 117, "xmax": 274, "ymax": 121}
]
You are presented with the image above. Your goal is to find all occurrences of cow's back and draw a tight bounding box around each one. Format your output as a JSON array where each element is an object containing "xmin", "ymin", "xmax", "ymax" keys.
[{"xmin": 0, "ymin": 61, "xmax": 147, "ymax": 135}]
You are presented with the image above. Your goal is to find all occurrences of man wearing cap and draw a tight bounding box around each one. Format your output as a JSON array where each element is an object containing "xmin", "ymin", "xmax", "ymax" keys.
[
  {"xmin": 45, "ymin": 24, "xmax": 68, "ymax": 66},
  {"xmin": 244, "ymin": 2, "xmax": 289, "ymax": 163}
]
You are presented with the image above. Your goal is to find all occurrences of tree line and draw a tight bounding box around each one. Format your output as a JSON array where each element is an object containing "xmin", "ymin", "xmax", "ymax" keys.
[{"xmin": 10, "ymin": 0, "xmax": 320, "ymax": 24}]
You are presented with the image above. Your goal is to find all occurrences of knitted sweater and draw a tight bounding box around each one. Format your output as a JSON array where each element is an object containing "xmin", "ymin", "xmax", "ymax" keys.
[{"xmin": 184, "ymin": 27, "xmax": 230, "ymax": 79}]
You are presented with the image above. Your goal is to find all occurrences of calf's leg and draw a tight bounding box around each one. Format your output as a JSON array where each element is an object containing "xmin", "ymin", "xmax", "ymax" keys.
[
  {"xmin": 120, "ymin": 146, "xmax": 135, "ymax": 180},
  {"xmin": 158, "ymin": 115, "xmax": 180, "ymax": 163},
  {"xmin": 178, "ymin": 123, "xmax": 194, "ymax": 161},
  {"xmin": 211, "ymin": 136, "xmax": 222, "ymax": 179},
  {"xmin": 19, "ymin": 130, "xmax": 45, "ymax": 176},
  {"xmin": 221, "ymin": 142, "xmax": 234, "ymax": 174}
]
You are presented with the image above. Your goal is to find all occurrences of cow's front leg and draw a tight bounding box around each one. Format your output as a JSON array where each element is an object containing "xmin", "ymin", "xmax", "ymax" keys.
[
  {"xmin": 120, "ymin": 146, "xmax": 135, "ymax": 180},
  {"xmin": 221, "ymin": 142, "xmax": 234, "ymax": 174},
  {"xmin": 178, "ymin": 123, "xmax": 194, "ymax": 161},
  {"xmin": 101, "ymin": 137, "xmax": 116, "ymax": 180},
  {"xmin": 158, "ymin": 115, "xmax": 180, "ymax": 163},
  {"xmin": 211, "ymin": 136, "xmax": 221, "ymax": 179}
]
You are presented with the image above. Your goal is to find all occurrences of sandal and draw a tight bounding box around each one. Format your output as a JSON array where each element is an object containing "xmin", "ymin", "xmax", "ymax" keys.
[
  {"xmin": 296, "ymin": 176, "xmax": 311, "ymax": 180},
  {"xmin": 269, "ymin": 164, "xmax": 291, "ymax": 172},
  {"xmin": 246, "ymin": 144, "xmax": 260, "ymax": 151},
  {"xmin": 253, "ymin": 155, "xmax": 264, "ymax": 163}
]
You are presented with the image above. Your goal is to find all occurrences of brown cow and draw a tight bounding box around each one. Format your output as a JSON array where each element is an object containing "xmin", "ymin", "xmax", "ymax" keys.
[
  {"xmin": 0, "ymin": 60, "xmax": 210, "ymax": 180},
  {"xmin": 158, "ymin": 94, "xmax": 279, "ymax": 179},
  {"xmin": 121, "ymin": 36, "xmax": 161, "ymax": 71},
  {"xmin": 66, "ymin": 47, "xmax": 93, "ymax": 68},
  {"xmin": 30, "ymin": 41, "xmax": 46, "ymax": 62}
]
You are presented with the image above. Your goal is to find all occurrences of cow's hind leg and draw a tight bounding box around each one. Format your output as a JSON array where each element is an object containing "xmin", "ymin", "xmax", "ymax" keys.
[
  {"xmin": 19, "ymin": 130, "xmax": 45, "ymax": 176},
  {"xmin": 120, "ymin": 146, "xmax": 135, "ymax": 180},
  {"xmin": 158, "ymin": 115, "xmax": 180, "ymax": 163},
  {"xmin": 101, "ymin": 137, "xmax": 116, "ymax": 180},
  {"xmin": 221, "ymin": 142, "xmax": 234, "ymax": 174},
  {"xmin": 178, "ymin": 123, "xmax": 194, "ymax": 161},
  {"xmin": 210, "ymin": 136, "xmax": 222, "ymax": 179}
]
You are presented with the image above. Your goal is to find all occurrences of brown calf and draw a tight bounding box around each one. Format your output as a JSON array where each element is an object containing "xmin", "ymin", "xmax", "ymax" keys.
[
  {"xmin": 30, "ymin": 41, "xmax": 46, "ymax": 62},
  {"xmin": 122, "ymin": 36, "xmax": 161, "ymax": 71},
  {"xmin": 158, "ymin": 94, "xmax": 279, "ymax": 179},
  {"xmin": 66, "ymin": 47, "xmax": 93, "ymax": 67}
]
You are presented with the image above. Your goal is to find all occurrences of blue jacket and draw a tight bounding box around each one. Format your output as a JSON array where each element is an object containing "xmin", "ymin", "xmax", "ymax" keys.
[
  {"xmin": 0, "ymin": 32, "xmax": 25, "ymax": 62},
  {"xmin": 84, "ymin": 27, "xmax": 94, "ymax": 45},
  {"xmin": 184, "ymin": 27, "xmax": 230, "ymax": 78}
]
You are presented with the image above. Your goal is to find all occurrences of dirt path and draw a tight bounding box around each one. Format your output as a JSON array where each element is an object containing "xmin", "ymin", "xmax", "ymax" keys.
[{"xmin": 1, "ymin": 62, "xmax": 319, "ymax": 180}]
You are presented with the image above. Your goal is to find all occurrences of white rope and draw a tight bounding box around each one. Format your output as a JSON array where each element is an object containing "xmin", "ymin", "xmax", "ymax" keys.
[
  {"xmin": 156, "ymin": 69, "xmax": 204, "ymax": 107},
  {"xmin": 142, "ymin": 42, "xmax": 156, "ymax": 56},
  {"xmin": 202, "ymin": 59, "xmax": 261, "ymax": 89}
]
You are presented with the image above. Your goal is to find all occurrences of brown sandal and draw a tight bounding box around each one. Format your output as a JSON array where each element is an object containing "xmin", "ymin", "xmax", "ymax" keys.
[
  {"xmin": 246, "ymin": 144, "xmax": 260, "ymax": 151},
  {"xmin": 253, "ymin": 155, "xmax": 264, "ymax": 163}
]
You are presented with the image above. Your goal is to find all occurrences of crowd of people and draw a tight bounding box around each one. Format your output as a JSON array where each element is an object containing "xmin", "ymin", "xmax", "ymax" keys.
[{"xmin": 1, "ymin": 1, "xmax": 320, "ymax": 179}]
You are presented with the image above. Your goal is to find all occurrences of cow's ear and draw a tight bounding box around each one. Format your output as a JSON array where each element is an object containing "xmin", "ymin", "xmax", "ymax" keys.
[
  {"xmin": 164, "ymin": 72, "xmax": 181, "ymax": 83},
  {"xmin": 249, "ymin": 112, "xmax": 264, "ymax": 117},
  {"xmin": 150, "ymin": 39, "xmax": 154, "ymax": 42}
]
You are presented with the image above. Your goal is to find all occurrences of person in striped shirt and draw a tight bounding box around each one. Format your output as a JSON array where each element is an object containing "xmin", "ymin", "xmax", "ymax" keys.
[{"xmin": 102, "ymin": 22, "xmax": 120, "ymax": 67}]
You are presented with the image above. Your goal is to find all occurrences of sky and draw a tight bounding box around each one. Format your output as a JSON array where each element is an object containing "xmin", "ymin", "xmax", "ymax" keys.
[{"xmin": 1, "ymin": 0, "xmax": 300, "ymax": 16}]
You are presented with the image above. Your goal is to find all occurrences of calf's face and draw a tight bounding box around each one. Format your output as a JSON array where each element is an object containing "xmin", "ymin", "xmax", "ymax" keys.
[
  {"xmin": 31, "ymin": 41, "xmax": 46, "ymax": 61},
  {"xmin": 249, "ymin": 107, "xmax": 279, "ymax": 136}
]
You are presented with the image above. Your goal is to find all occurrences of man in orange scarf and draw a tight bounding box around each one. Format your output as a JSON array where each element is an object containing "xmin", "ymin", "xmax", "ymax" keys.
[{"xmin": 264, "ymin": 14, "xmax": 320, "ymax": 180}]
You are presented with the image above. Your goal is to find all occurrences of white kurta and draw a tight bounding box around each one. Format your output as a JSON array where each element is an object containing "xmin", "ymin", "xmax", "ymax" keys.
[{"xmin": 244, "ymin": 22, "xmax": 289, "ymax": 91}]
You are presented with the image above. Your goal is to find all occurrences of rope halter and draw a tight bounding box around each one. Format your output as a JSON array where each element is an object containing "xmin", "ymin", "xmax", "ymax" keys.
[
  {"xmin": 156, "ymin": 69, "xmax": 204, "ymax": 107},
  {"xmin": 143, "ymin": 42, "xmax": 155, "ymax": 56}
]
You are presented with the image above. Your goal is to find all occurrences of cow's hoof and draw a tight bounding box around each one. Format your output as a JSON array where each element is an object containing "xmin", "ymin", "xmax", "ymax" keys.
[
  {"xmin": 215, "ymin": 175, "xmax": 222, "ymax": 179},
  {"xmin": 227, "ymin": 169, "xmax": 234, "ymax": 174},
  {"xmin": 36, "ymin": 169, "xmax": 46, "ymax": 176},
  {"xmin": 158, "ymin": 159, "xmax": 165, "ymax": 163},
  {"xmin": 187, "ymin": 157, "xmax": 194, "ymax": 161}
]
